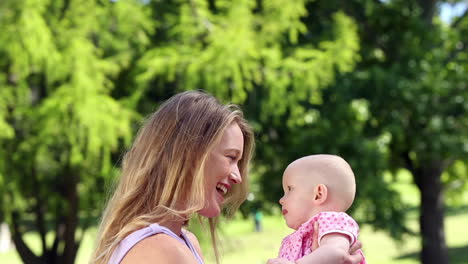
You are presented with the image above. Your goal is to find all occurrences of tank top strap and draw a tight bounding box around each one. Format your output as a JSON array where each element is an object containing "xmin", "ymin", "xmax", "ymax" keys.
[
  {"xmin": 108, "ymin": 223, "xmax": 204, "ymax": 264},
  {"xmin": 180, "ymin": 228, "xmax": 205, "ymax": 264}
]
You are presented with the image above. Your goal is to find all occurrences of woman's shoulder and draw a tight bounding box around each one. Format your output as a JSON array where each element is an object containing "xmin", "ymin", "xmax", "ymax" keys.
[
  {"xmin": 121, "ymin": 233, "xmax": 198, "ymax": 264},
  {"xmin": 182, "ymin": 229, "xmax": 199, "ymax": 244},
  {"xmin": 182, "ymin": 228, "xmax": 204, "ymax": 259}
]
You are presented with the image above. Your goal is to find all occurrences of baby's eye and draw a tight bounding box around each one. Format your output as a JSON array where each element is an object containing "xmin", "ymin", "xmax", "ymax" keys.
[{"xmin": 287, "ymin": 186, "xmax": 292, "ymax": 191}]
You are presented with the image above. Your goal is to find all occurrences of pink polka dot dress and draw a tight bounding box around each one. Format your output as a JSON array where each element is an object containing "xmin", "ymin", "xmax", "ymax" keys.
[{"xmin": 278, "ymin": 212, "xmax": 366, "ymax": 263}]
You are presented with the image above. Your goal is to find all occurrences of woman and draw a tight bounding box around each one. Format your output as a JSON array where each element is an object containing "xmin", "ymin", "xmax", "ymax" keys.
[{"xmin": 91, "ymin": 91, "xmax": 362, "ymax": 264}]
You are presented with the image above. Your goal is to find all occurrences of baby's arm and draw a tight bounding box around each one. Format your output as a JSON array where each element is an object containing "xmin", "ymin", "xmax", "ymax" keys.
[
  {"xmin": 267, "ymin": 234, "xmax": 361, "ymax": 264},
  {"xmin": 296, "ymin": 233, "xmax": 354, "ymax": 264},
  {"xmin": 267, "ymin": 235, "xmax": 362, "ymax": 264}
]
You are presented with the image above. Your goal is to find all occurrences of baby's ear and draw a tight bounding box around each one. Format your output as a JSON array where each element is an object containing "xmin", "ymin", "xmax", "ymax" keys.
[{"xmin": 313, "ymin": 184, "xmax": 328, "ymax": 204}]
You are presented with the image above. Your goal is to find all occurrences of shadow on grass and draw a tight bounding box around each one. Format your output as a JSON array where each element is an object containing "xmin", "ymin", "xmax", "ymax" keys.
[
  {"xmin": 395, "ymin": 245, "xmax": 468, "ymax": 264},
  {"xmin": 446, "ymin": 205, "xmax": 468, "ymax": 216},
  {"xmin": 402, "ymin": 204, "xmax": 468, "ymax": 217}
]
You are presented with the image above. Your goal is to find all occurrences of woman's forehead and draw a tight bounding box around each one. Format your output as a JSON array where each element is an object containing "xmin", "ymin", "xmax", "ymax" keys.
[{"xmin": 218, "ymin": 123, "xmax": 244, "ymax": 151}]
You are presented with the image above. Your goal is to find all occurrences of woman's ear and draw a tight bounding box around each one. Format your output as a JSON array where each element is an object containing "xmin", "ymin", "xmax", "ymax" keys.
[{"xmin": 313, "ymin": 184, "xmax": 328, "ymax": 205}]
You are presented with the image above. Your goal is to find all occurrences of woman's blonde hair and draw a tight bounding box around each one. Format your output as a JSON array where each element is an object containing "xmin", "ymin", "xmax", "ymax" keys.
[{"xmin": 91, "ymin": 91, "xmax": 254, "ymax": 264}]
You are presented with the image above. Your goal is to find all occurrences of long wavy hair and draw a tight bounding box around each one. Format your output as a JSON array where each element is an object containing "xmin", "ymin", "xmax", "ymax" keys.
[{"xmin": 90, "ymin": 91, "xmax": 254, "ymax": 264}]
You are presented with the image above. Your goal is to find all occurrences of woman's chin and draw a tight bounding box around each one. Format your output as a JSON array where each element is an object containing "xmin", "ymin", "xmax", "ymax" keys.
[
  {"xmin": 198, "ymin": 202, "xmax": 221, "ymax": 218},
  {"xmin": 199, "ymin": 208, "xmax": 220, "ymax": 218}
]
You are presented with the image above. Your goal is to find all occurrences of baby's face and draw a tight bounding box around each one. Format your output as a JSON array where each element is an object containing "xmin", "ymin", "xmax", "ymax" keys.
[{"xmin": 279, "ymin": 167, "xmax": 317, "ymax": 230}]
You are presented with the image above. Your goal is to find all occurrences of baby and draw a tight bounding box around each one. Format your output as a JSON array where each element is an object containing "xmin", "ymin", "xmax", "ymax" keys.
[{"xmin": 270, "ymin": 154, "xmax": 366, "ymax": 264}]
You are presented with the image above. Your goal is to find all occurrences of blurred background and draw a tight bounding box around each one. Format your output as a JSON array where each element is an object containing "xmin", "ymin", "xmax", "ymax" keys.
[{"xmin": 0, "ymin": 0, "xmax": 467, "ymax": 263}]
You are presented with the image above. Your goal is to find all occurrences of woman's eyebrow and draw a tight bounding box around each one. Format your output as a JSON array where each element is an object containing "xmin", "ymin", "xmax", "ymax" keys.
[
  {"xmin": 225, "ymin": 148, "xmax": 242, "ymax": 156},
  {"xmin": 226, "ymin": 148, "xmax": 241, "ymax": 153}
]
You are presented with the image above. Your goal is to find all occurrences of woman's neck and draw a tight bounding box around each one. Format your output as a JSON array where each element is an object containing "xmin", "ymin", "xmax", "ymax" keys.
[{"xmin": 159, "ymin": 220, "xmax": 186, "ymax": 236}]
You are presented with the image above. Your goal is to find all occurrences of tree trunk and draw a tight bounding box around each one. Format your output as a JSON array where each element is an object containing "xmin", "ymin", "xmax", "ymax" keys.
[
  {"xmin": 414, "ymin": 163, "xmax": 449, "ymax": 264},
  {"xmin": 61, "ymin": 169, "xmax": 80, "ymax": 264},
  {"xmin": 416, "ymin": 0, "xmax": 437, "ymax": 26},
  {"xmin": 11, "ymin": 212, "xmax": 44, "ymax": 264}
]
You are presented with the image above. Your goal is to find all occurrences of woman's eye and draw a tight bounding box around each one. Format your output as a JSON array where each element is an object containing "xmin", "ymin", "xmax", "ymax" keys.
[{"xmin": 227, "ymin": 156, "xmax": 236, "ymax": 161}]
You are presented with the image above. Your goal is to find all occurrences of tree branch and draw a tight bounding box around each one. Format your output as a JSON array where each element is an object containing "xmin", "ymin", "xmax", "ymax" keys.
[
  {"xmin": 61, "ymin": 164, "xmax": 80, "ymax": 264},
  {"xmin": 442, "ymin": 158, "xmax": 455, "ymax": 170},
  {"xmin": 50, "ymin": 208, "xmax": 64, "ymax": 261},
  {"xmin": 189, "ymin": 0, "xmax": 213, "ymax": 32},
  {"xmin": 402, "ymin": 150, "xmax": 414, "ymax": 173},
  {"xmin": 417, "ymin": 0, "xmax": 437, "ymax": 26},
  {"xmin": 31, "ymin": 162, "xmax": 47, "ymax": 255},
  {"xmin": 444, "ymin": 41, "xmax": 467, "ymax": 65},
  {"xmin": 59, "ymin": 0, "xmax": 71, "ymax": 21},
  {"xmin": 11, "ymin": 211, "xmax": 40, "ymax": 263},
  {"xmin": 451, "ymin": 6, "xmax": 467, "ymax": 29},
  {"xmin": 372, "ymin": 0, "xmax": 383, "ymax": 6}
]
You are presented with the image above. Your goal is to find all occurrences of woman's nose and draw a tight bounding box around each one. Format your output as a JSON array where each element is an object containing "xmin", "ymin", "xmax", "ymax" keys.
[{"xmin": 229, "ymin": 168, "xmax": 242, "ymax": 184}]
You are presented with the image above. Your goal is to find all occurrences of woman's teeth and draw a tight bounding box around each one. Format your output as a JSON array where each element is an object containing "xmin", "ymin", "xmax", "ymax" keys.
[{"xmin": 216, "ymin": 184, "xmax": 227, "ymax": 195}]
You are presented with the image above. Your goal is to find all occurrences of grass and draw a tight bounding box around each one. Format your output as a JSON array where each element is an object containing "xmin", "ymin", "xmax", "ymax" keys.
[
  {"xmin": 1, "ymin": 170, "xmax": 467, "ymax": 263},
  {"xmin": 3, "ymin": 211, "xmax": 468, "ymax": 264},
  {"xmin": 200, "ymin": 210, "xmax": 468, "ymax": 264},
  {"xmin": 0, "ymin": 228, "xmax": 97, "ymax": 264}
]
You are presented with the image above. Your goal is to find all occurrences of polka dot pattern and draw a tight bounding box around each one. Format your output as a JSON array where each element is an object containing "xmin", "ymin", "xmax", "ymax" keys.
[{"xmin": 278, "ymin": 212, "xmax": 366, "ymax": 263}]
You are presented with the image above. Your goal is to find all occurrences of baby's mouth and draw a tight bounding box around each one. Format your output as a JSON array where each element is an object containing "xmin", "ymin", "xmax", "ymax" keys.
[{"xmin": 282, "ymin": 209, "xmax": 288, "ymax": 215}]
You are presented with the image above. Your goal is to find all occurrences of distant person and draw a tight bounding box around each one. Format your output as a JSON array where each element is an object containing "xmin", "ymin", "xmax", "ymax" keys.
[
  {"xmin": 267, "ymin": 154, "xmax": 366, "ymax": 264},
  {"xmin": 254, "ymin": 209, "xmax": 263, "ymax": 232},
  {"xmin": 90, "ymin": 91, "xmax": 363, "ymax": 264}
]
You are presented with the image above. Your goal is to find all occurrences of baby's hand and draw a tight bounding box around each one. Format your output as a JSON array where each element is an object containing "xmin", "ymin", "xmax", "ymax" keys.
[{"xmin": 266, "ymin": 257, "xmax": 294, "ymax": 264}]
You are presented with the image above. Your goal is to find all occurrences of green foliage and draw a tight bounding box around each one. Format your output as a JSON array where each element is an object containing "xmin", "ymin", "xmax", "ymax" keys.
[
  {"xmin": 349, "ymin": 0, "xmax": 467, "ymax": 179},
  {"xmin": 246, "ymin": 0, "xmax": 467, "ymax": 246},
  {"xmin": 301, "ymin": 1, "xmax": 468, "ymax": 262},
  {"xmin": 136, "ymin": 0, "xmax": 359, "ymax": 117},
  {"xmin": 444, "ymin": 161, "xmax": 468, "ymax": 206},
  {"xmin": 0, "ymin": 0, "xmax": 152, "ymax": 262},
  {"xmin": 0, "ymin": 0, "xmax": 466, "ymax": 263}
]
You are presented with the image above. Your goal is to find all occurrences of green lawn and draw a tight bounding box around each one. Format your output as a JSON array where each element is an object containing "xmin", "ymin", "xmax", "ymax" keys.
[
  {"xmin": 1, "ymin": 210, "xmax": 467, "ymax": 264},
  {"xmin": 1, "ymin": 171, "xmax": 467, "ymax": 264},
  {"xmin": 201, "ymin": 211, "xmax": 468, "ymax": 264}
]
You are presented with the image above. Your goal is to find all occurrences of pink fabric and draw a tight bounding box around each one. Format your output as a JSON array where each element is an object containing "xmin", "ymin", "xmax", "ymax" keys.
[{"xmin": 278, "ymin": 212, "xmax": 366, "ymax": 263}]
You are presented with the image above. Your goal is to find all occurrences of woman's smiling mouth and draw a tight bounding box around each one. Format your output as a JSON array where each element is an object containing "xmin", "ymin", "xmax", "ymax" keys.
[{"xmin": 216, "ymin": 183, "xmax": 228, "ymax": 195}]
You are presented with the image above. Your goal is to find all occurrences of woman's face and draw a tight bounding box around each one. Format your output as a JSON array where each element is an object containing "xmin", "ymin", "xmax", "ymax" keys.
[{"xmin": 199, "ymin": 122, "xmax": 244, "ymax": 217}]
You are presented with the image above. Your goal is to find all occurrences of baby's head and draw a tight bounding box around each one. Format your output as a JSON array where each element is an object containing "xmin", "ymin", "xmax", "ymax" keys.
[{"xmin": 279, "ymin": 154, "xmax": 356, "ymax": 230}]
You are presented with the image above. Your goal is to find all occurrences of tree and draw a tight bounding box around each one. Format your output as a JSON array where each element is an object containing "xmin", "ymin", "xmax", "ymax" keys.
[
  {"xmin": 133, "ymin": 0, "xmax": 376, "ymax": 230},
  {"xmin": 303, "ymin": 0, "xmax": 467, "ymax": 263},
  {"xmin": 134, "ymin": 0, "xmax": 359, "ymax": 107},
  {"xmin": 121, "ymin": 0, "xmax": 414, "ymax": 247},
  {"xmin": 0, "ymin": 0, "xmax": 152, "ymax": 263},
  {"xmin": 128, "ymin": 0, "xmax": 420, "ymax": 256},
  {"xmin": 0, "ymin": 0, "xmax": 361, "ymax": 262},
  {"xmin": 238, "ymin": 0, "xmax": 414, "ymax": 242},
  {"xmin": 354, "ymin": 1, "xmax": 467, "ymax": 263},
  {"xmin": 236, "ymin": 1, "xmax": 467, "ymax": 263}
]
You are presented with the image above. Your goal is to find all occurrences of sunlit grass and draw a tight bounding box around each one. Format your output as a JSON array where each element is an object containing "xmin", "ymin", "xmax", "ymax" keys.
[
  {"xmin": 196, "ymin": 210, "xmax": 468, "ymax": 264},
  {"xmin": 1, "ymin": 170, "xmax": 467, "ymax": 264},
  {"xmin": 1, "ymin": 211, "xmax": 467, "ymax": 264}
]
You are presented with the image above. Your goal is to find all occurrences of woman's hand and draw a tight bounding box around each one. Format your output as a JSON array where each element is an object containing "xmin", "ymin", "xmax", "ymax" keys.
[{"xmin": 345, "ymin": 240, "xmax": 363, "ymax": 264}]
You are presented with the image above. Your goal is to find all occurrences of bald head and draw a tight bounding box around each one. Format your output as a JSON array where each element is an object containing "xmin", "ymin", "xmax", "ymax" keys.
[{"xmin": 285, "ymin": 154, "xmax": 356, "ymax": 211}]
